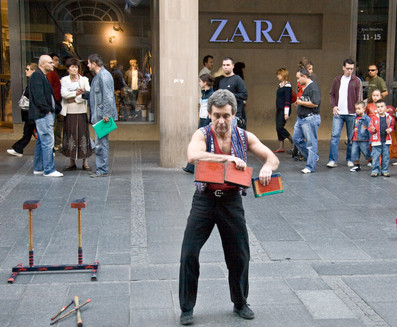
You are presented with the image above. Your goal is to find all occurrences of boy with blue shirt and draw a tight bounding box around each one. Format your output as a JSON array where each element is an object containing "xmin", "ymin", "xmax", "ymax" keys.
[{"xmin": 350, "ymin": 101, "xmax": 371, "ymax": 172}]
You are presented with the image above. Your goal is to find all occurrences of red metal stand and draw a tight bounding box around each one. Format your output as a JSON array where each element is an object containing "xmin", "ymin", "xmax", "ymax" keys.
[{"xmin": 8, "ymin": 198, "xmax": 99, "ymax": 283}]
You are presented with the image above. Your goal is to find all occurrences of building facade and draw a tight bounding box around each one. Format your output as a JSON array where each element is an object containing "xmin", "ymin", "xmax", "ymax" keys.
[{"xmin": 0, "ymin": 0, "xmax": 396, "ymax": 166}]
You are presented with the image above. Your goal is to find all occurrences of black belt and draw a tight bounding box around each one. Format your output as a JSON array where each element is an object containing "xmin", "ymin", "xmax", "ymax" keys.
[
  {"xmin": 299, "ymin": 113, "xmax": 317, "ymax": 119},
  {"xmin": 204, "ymin": 189, "xmax": 240, "ymax": 198}
]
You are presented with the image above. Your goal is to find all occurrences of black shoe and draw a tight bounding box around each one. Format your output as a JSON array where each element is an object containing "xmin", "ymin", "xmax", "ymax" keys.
[
  {"xmin": 182, "ymin": 167, "xmax": 194, "ymax": 174},
  {"xmin": 180, "ymin": 310, "xmax": 193, "ymax": 325},
  {"xmin": 233, "ymin": 304, "xmax": 255, "ymax": 320},
  {"xmin": 350, "ymin": 165, "xmax": 361, "ymax": 172}
]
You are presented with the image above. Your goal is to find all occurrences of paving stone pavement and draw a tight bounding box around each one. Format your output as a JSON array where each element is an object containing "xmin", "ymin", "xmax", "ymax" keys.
[{"xmin": 1, "ymin": 140, "xmax": 397, "ymax": 326}]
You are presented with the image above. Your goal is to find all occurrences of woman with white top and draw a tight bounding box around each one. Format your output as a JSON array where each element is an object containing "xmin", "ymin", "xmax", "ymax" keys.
[{"xmin": 60, "ymin": 58, "xmax": 92, "ymax": 170}]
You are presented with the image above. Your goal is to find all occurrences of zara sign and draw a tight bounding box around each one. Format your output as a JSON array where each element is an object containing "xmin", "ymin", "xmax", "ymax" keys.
[{"xmin": 209, "ymin": 19, "xmax": 300, "ymax": 43}]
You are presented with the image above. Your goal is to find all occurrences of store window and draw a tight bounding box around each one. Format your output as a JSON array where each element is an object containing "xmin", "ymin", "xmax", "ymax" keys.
[
  {"xmin": 356, "ymin": 0, "xmax": 388, "ymax": 97},
  {"xmin": 19, "ymin": 0, "xmax": 155, "ymax": 123},
  {"xmin": 0, "ymin": 0, "xmax": 11, "ymax": 125}
]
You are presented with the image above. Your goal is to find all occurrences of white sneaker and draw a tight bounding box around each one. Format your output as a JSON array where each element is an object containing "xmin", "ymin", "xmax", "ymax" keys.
[
  {"xmin": 367, "ymin": 162, "xmax": 373, "ymax": 167},
  {"xmin": 44, "ymin": 171, "xmax": 63, "ymax": 177},
  {"xmin": 7, "ymin": 149, "xmax": 23, "ymax": 157},
  {"xmin": 347, "ymin": 161, "xmax": 354, "ymax": 167},
  {"xmin": 327, "ymin": 161, "xmax": 337, "ymax": 168},
  {"xmin": 392, "ymin": 162, "xmax": 397, "ymax": 166},
  {"xmin": 302, "ymin": 168, "xmax": 311, "ymax": 174},
  {"xmin": 33, "ymin": 170, "xmax": 44, "ymax": 175}
]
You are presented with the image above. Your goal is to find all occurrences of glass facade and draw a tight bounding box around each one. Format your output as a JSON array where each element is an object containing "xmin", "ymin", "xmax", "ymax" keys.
[
  {"xmin": 19, "ymin": 0, "xmax": 155, "ymax": 123},
  {"xmin": 356, "ymin": 0, "xmax": 389, "ymax": 97},
  {"xmin": 0, "ymin": 0, "xmax": 11, "ymax": 125}
]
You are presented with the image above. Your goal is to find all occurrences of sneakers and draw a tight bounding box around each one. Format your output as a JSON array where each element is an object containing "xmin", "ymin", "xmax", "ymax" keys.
[
  {"xmin": 350, "ymin": 165, "xmax": 361, "ymax": 172},
  {"xmin": 33, "ymin": 170, "xmax": 44, "ymax": 175},
  {"xmin": 44, "ymin": 171, "xmax": 64, "ymax": 177},
  {"xmin": 327, "ymin": 161, "xmax": 337, "ymax": 168},
  {"xmin": 7, "ymin": 149, "xmax": 23, "ymax": 157},
  {"xmin": 233, "ymin": 304, "xmax": 255, "ymax": 320},
  {"xmin": 382, "ymin": 172, "xmax": 391, "ymax": 177},
  {"xmin": 180, "ymin": 310, "xmax": 193, "ymax": 325},
  {"xmin": 347, "ymin": 161, "xmax": 354, "ymax": 167},
  {"xmin": 371, "ymin": 172, "xmax": 378, "ymax": 177},
  {"xmin": 302, "ymin": 168, "xmax": 311, "ymax": 174}
]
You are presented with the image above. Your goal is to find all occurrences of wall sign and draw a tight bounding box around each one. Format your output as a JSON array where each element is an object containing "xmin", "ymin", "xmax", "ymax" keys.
[
  {"xmin": 200, "ymin": 13, "xmax": 323, "ymax": 49},
  {"xmin": 210, "ymin": 19, "xmax": 300, "ymax": 43}
]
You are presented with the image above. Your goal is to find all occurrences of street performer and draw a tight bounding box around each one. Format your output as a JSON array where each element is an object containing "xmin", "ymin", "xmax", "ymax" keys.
[{"xmin": 179, "ymin": 89, "xmax": 279, "ymax": 325}]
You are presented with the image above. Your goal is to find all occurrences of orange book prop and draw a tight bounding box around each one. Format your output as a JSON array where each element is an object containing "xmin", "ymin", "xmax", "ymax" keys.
[
  {"xmin": 194, "ymin": 161, "xmax": 225, "ymax": 184},
  {"xmin": 194, "ymin": 160, "xmax": 252, "ymax": 188},
  {"xmin": 252, "ymin": 173, "xmax": 283, "ymax": 197},
  {"xmin": 224, "ymin": 161, "xmax": 253, "ymax": 188}
]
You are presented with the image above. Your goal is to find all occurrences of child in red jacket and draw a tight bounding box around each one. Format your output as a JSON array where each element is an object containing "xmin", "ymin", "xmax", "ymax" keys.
[{"xmin": 369, "ymin": 99, "xmax": 395, "ymax": 177}]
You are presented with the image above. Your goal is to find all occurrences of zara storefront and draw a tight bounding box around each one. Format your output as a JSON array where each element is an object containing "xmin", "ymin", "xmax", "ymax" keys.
[{"xmin": 1, "ymin": 0, "xmax": 397, "ymax": 167}]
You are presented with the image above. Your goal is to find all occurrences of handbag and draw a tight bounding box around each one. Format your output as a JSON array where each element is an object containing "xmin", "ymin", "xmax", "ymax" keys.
[{"xmin": 18, "ymin": 94, "xmax": 29, "ymax": 111}]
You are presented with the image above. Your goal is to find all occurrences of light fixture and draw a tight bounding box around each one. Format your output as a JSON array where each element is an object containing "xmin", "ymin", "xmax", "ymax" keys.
[{"xmin": 113, "ymin": 23, "xmax": 124, "ymax": 33}]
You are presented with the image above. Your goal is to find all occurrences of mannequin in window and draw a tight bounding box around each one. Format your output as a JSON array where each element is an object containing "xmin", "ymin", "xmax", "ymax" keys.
[{"xmin": 61, "ymin": 33, "xmax": 79, "ymax": 62}]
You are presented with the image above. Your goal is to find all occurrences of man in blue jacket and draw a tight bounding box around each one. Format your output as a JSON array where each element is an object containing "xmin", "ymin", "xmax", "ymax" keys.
[
  {"xmin": 29, "ymin": 55, "xmax": 63, "ymax": 177},
  {"xmin": 86, "ymin": 53, "xmax": 118, "ymax": 178}
]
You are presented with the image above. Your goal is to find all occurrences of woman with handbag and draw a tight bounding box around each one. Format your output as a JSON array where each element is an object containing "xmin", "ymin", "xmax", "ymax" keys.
[
  {"xmin": 7, "ymin": 63, "xmax": 38, "ymax": 157},
  {"xmin": 60, "ymin": 58, "xmax": 92, "ymax": 170}
]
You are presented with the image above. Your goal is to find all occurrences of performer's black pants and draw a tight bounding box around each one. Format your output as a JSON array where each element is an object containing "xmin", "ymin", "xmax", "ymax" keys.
[
  {"xmin": 276, "ymin": 109, "xmax": 291, "ymax": 141},
  {"xmin": 179, "ymin": 190, "xmax": 250, "ymax": 312}
]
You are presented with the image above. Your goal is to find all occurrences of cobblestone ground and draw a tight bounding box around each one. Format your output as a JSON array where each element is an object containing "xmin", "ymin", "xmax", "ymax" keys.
[{"xmin": 1, "ymin": 140, "xmax": 397, "ymax": 327}]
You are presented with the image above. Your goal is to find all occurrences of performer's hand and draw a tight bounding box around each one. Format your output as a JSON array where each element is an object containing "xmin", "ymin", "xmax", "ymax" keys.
[
  {"xmin": 284, "ymin": 114, "xmax": 289, "ymax": 121},
  {"xmin": 259, "ymin": 166, "xmax": 272, "ymax": 186},
  {"xmin": 332, "ymin": 106, "xmax": 340, "ymax": 116},
  {"xmin": 103, "ymin": 116, "xmax": 109, "ymax": 122},
  {"xmin": 228, "ymin": 156, "xmax": 246, "ymax": 170}
]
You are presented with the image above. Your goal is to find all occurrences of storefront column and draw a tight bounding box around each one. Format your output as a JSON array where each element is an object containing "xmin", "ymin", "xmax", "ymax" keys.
[{"xmin": 159, "ymin": 0, "xmax": 198, "ymax": 168}]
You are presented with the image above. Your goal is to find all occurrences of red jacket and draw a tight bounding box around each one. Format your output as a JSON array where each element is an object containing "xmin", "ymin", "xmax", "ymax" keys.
[
  {"xmin": 46, "ymin": 71, "xmax": 61, "ymax": 101},
  {"xmin": 369, "ymin": 113, "xmax": 394, "ymax": 146}
]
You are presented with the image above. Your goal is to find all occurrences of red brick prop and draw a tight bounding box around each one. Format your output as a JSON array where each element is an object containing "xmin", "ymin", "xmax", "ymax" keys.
[
  {"xmin": 195, "ymin": 161, "xmax": 225, "ymax": 184},
  {"xmin": 224, "ymin": 161, "xmax": 253, "ymax": 188}
]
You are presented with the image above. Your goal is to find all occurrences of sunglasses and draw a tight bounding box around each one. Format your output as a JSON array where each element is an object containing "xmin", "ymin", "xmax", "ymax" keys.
[
  {"xmin": 368, "ymin": 69, "xmax": 377, "ymax": 72},
  {"xmin": 25, "ymin": 68, "xmax": 31, "ymax": 71}
]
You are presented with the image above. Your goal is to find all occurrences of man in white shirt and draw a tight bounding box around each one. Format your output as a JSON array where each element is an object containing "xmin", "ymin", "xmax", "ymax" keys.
[
  {"xmin": 327, "ymin": 59, "xmax": 362, "ymax": 168},
  {"xmin": 199, "ymin": 55, "xmax": 214, "ymax": 77}
]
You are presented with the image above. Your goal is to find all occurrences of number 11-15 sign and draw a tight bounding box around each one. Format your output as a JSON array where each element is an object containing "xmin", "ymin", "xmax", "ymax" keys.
[{"xmin": 358, "ymin": 25, "xmax": 385, "ymax": 41}]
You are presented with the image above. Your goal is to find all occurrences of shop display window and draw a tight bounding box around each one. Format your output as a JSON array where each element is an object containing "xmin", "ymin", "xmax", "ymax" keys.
[{"xmin": 19, "ymin": 0, "xmax": 155, "ymax": 123}]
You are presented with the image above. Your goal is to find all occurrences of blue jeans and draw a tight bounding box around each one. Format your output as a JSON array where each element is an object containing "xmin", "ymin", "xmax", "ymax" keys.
[
  {"xmin": 328, "ymin": 114, "xmax": 356, "ymax": 163},
  {"xmin": 293, "ymin": 114, "xmax": 321, "ymax": 171},
  {"xmin": 371, "ymin": 143, "xmax": 390, "ymax": 174},
  {"xmin": 351, "ymin": 141, "xmax": 371, "ymax": 162},
  {"xmin": 34, "ymin": 113, "xmax": 55, "ymax": 174},
  {"xmin": 95, "ymin": 133, "xmax": 109, "ymax": 174}
]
